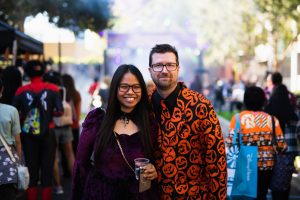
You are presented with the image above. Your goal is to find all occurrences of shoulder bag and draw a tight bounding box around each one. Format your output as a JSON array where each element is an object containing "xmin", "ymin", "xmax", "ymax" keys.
[
  {"xmin": 269, "ymin": 117, "xmax": 295, "ymax": 191},
  {"xmin": 0, "ymin": 134, "xmax": 29, "ymax": 190}
]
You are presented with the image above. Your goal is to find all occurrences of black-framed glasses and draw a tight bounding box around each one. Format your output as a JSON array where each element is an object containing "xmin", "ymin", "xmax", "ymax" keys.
[
  {"xmin": 150, "ymin": 63, "xmax": 178, "ymax": 72},
  {"xmin": 118, "ymin": 84, "xmax": 142, "ymax": 93}
]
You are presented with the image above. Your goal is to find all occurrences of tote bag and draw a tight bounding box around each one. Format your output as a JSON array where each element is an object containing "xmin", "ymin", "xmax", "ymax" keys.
[
  {"xmin": 227, "ymin": 114, "xmax": 258, "ymax": 199},
  {"xmin": 231, "ymin": 145, "xmax": 258, "ymax": 198}
]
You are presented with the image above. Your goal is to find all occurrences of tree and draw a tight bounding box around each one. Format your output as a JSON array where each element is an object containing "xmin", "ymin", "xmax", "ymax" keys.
[
  {"xmin": 0, "ymin": 0, "xmax": 113, "ymax": 33},
  {"xmin": 253, "ymin": 0, "xmax": 300, "ymax": 70}
]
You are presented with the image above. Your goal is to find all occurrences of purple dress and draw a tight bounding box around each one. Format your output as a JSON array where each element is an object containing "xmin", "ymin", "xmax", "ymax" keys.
[{"xmin": 71, "ymin": 108, "xmax": 158, "ymax": 200}]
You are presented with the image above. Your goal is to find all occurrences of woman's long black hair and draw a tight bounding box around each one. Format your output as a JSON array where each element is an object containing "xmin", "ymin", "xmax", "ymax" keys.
[
  {"xmin": 0, "ymin": 66, "xmax": 22, "ymax": 105},
  {"xmin": 62, "ymin": 74, "xmax": 81, "ymax": 105},
  {"xmin": 94, "ymin": 64, "xmax": 153, "ymax": 165}
]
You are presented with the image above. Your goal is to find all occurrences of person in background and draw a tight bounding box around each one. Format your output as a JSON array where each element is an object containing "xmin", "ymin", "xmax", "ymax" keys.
[
  {"xmin": 230, "ymin": 79, "xmax": 245, "ymax": 112},
  {"xmin": 263, "ymin": 71, "xmax": 273, "ymax": 101},
  {"xmin": 146, "ymin": 80, "xmax": 156, "ymax": 95},
  {"xmin": 0, "ymin": 66, "xmax": 22, "ymax": 105},
  {"xmin": 43, "ymin": 71, "xmax": 75, "ymax": 195},
  {"xmin": 98, "ymin": 75, "xmax": 111, "ymax": 110},
  {"xmin": 190, "ymin": 74, "xmax": 203, "ymax": 93},
  {"xmin": 62, "ymin": 74, "xmax": 81, "ymax": 155},
  {"xmin": 226, "ymin": 86, "xmax": 287, "ymax": 200},
  {"xmin": 265, "ymin": 72, "xmax": 298, "ymax": 133},
  {"xmin": 214, "ymin": 78, "xmax": 225, "ymax": 112},
  {"xmin": 148, "ymin": 44, "xmax": 227, "ymax": 199},
  {"xmin": 265, "ymin": 72, "xmax": 298, "ymax": 200},
  {"xmin": 88, "ymin": 77, "xmax": 100, "ymax": 96},
  {"xmin": 13, "ymin": 60, "xmax": 63, "ymax": 200},
  {"xmin": 71, "ymin": 64, "xmax": 158, "ymax": 200},
  {"xmin": 88, "ymin": 77, "xmax": 100, "ymax": 110},
  {"xmin": 0, "ymin": 78, "xmax": 22, "ymax": 200}
]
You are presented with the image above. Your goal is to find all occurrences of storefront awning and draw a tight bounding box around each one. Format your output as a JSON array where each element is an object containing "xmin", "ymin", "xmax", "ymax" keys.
[{"xmin": 0, "ymin": 20, "xmax": 43, "ymax": 55}]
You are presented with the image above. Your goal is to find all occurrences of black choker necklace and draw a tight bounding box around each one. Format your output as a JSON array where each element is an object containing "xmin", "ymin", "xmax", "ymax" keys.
[
  {"xmin": 119, "ymin": 111, "xmax": 133, "ymax": 128},
  {"xmin": 120, "ymin": 115, "xmax": 129, "ymax": 127}
]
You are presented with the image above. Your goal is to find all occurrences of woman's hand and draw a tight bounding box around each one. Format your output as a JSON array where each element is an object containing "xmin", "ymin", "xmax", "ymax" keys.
[{"xmin": 142, "ymin": 163, "xmax": 157, "ymax": 180}]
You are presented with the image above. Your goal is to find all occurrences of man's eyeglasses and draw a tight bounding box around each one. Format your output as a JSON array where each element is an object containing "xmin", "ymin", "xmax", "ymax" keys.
[
  {"xmin": 118, "ymin": 84, "xmax": 142, "ymax": 93},
  {"xmin": 150, "ymin": 63, "xmax": 178, "ymax": 72}
]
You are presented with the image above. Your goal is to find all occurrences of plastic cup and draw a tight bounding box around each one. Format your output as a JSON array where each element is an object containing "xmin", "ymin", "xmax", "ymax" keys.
[{"xmin": 134, "ymin": 158, "xmax": 149, "ymax": 180}]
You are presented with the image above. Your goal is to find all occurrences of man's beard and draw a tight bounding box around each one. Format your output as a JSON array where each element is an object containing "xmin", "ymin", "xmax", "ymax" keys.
[{"xmin": 155, "ymin": 79, "xmax": 174, "ymax": 90}]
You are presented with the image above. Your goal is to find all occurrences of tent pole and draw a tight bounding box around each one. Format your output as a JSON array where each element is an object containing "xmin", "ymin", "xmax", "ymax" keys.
[{"xmin": 12, "ymin": 39, "xmax": 17, "ymax": 66}]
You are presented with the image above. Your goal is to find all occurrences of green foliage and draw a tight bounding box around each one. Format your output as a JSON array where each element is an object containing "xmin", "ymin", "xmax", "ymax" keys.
[
  {"xmin": 217, "ymin": 111, "xmax": 238, "ymax": 121},
  {"xmin": 255, "ymin": 0, "xmax": 300, "ymax": 37},
  {"xmin": 236, "ymin": 0, "xmax": 300, "ymax": 70},
  {"xmin": 80, "ymin": 113, "xmax": 87, "ymax": 121},
  {"xmin": 0, "ymin": 0, "xmax": 113, "ymax": 33},
  {"xmin": 255, "ymin": 0, "xmax": 300, "ymax": 18}
]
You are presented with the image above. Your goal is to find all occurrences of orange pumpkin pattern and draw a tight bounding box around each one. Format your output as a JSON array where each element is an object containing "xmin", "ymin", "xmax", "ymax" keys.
[{"xmin": 153, "ymin": 83, "xmax": 227, "ymax": 199}]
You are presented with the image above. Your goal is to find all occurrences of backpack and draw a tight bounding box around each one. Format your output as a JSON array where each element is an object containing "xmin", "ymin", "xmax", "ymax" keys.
[{"xmin": 22, "ymin": 92, "xmax": 47, "ymax": 136}]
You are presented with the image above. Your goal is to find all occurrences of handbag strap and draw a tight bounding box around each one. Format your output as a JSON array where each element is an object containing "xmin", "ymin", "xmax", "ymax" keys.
[
  {"xmin": 61, "ymin": 86, "xmax": 67, "ymax": 102},
  {"xmin": 232, "ymin": 113, "xmax": 241, "ymax": 145},
  {"xmin": 0, "ymin": 134, "xmax": 16, "ymax": 163},
  {"xmin": 270, "ymin": 115, "xmax": 281, "ymax": 155},
  {"xmin": 271, "ymin": 116, "xmax": 276, "ymax": 145},
  {"xmin": 113, "ymin": 131, "xmax": 135, "ymax": 173}
]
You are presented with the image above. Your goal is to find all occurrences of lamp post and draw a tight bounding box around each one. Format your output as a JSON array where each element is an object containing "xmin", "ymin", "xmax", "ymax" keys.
[
  {"xmin": 58, "ymin": 40, "xmax": 62, "ymax": 73},
  {"xmin": 58, "ymin": 29, "xmax": 62, "ymax": 73}
]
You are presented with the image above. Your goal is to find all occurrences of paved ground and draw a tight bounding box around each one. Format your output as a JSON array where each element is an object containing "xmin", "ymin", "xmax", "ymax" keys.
[
  {"xmin": 17, "ymin": 176, "xmax": 71, "ymax": 200},
  {"xmin": 218, "ymin": 115, "xmax": 230, "ymax": 139}
]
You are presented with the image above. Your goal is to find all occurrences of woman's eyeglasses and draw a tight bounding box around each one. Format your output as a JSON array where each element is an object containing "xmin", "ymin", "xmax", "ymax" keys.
[{"xmin": 118, "ymin": 84, "xmax": 142, "ymax": 93}]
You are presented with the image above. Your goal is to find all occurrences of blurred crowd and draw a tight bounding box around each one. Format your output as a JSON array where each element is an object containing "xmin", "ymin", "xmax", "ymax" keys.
[
  {"xmin": 0, "ymin": 61, "xmax": 82, "ymax": 199},
  {"xmin": 204, "ymin": 71, "xmax": 299, "ymax": 199},
  {"xmin": 200, "ymin": 72, "xmax": 299, "ymax": 115}
]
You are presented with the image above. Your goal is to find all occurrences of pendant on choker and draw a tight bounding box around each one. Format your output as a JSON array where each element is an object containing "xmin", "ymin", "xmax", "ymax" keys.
[{"xmin": 120, "ymin": 115, "xmax": 130, "ymax": 127}]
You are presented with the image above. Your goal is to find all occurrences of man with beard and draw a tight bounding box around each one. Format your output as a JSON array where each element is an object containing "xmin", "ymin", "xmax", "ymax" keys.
[{"xmin": 148, "ymin": 44, "xmax": 227, "ymax": 200}]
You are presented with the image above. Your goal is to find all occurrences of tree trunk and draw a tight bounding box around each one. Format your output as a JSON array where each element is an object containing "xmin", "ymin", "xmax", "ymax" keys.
[
  {"xmin": 16, "ymin": 19, "xmax": 25, "ymax": 32},
  {"xmin": 272, "ymin": 32, "xmax": 279, "ymax": 71}
]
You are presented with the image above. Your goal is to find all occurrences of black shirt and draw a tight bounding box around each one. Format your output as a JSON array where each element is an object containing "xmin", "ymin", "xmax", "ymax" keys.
[{"xmin": 152, "ymin": 84, "xmax": 181, "ymax": 120}]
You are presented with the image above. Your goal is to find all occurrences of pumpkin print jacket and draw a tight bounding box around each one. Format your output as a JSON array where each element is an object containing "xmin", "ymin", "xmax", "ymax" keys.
[{"xmin": 152, "ymin": 83, "xmax": 227, "ymax": 200}]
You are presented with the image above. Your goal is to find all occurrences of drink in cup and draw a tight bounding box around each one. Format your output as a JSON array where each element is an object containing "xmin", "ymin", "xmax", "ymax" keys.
[{"xmin": 134, "ymin": 158, "xmax": 149, "ymax": 180}]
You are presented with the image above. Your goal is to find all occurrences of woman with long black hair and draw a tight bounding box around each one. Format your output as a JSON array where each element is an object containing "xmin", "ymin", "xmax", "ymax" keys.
[
  {"xmin": 265, "ymin": 72, "xmax": 298, "ymax": 200},
  {"xmin": 71, "ymin": 64, "xmax": 158, "ymax": 200},
  {"xmin": 62, "ymin": 74, "xmax": 82, "ymax": 155}
]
